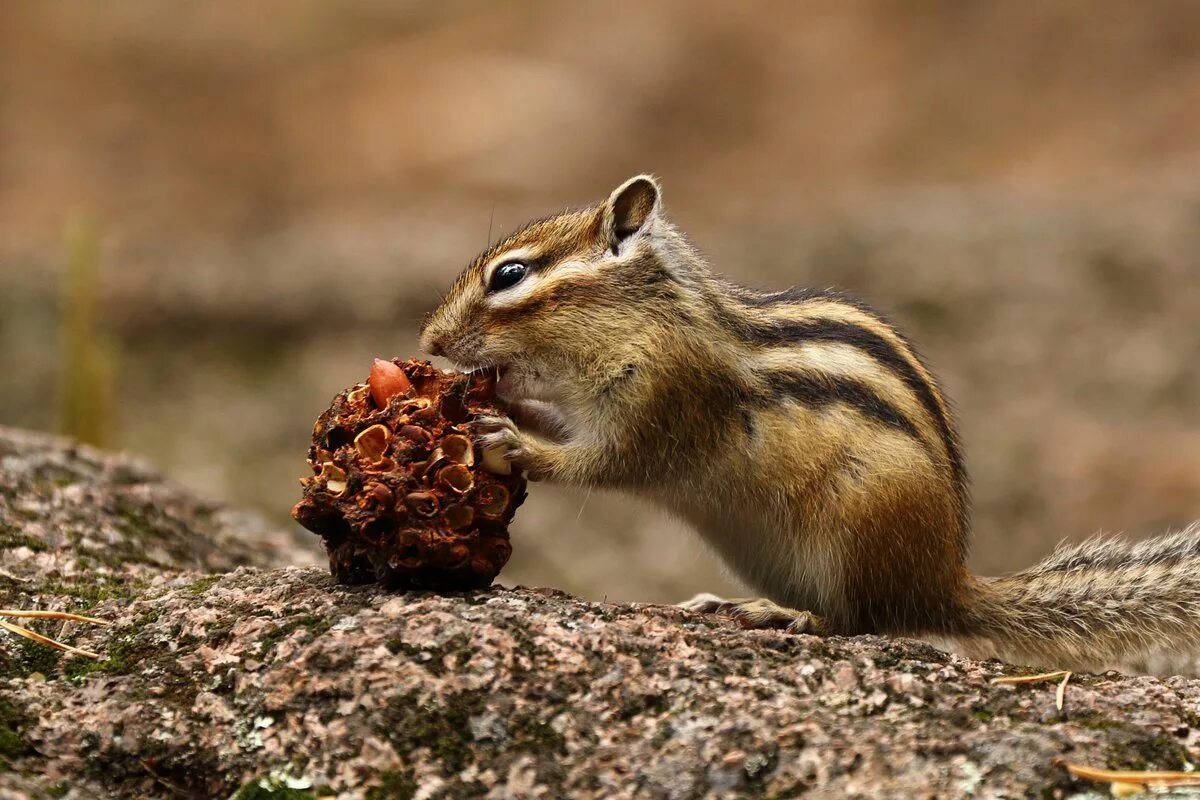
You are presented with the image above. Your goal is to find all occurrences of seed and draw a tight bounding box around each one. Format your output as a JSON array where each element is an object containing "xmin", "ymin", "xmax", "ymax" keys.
[
  {"xmin": 398, "ymin": 425, "xmax": 434, "ymax": 445},
  {"xmin": 364, "ymin": 482, "xmax": 393, "ymax": 508},
  {"xmin": 405, "ymin": 491, "xmax": 439, "ymax": 517},
  {"xmin": 369, "ymin": 359, "xmax": 412, "ymax": 408},
  {"xmin": 440, "ymin": 392, "xmax": 467, "ymax": 423},
  {"xmin": 318, "ymin": 462, "xmax": 348, "ymax": 496},
  {"xmin": 424, "ymin": 450, "xmax": 448, "ymax": 474}
]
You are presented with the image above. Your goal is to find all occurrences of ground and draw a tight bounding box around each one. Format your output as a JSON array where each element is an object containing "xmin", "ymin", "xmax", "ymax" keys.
[{"xmin": 0, "ymin": 426, "xmax": 1198, "ymax": 799}]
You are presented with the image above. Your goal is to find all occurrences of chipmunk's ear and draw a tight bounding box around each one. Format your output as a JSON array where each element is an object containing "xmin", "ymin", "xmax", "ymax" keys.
[{"xmin": 602, "ymin": 174, "xmax": 662, "ymax": 253}]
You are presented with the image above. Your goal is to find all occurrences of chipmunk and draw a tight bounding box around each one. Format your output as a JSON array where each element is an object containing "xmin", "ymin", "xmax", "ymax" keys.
[{"xmin": 418, "ymin": 175, "xmax": 1200, "ymax": 671}]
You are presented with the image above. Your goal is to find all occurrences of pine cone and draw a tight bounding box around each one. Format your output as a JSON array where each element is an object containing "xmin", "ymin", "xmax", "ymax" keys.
[{"xmin": 291, "ymin": 358, "xmax": 527, "ymax": 590}]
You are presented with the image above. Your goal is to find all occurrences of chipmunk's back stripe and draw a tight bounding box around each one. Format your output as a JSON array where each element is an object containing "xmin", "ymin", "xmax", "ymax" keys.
[
  {"xmin": 762, "ymin": 371, "xmax": 922, "ymax": 443},
  {"xmin": 731, "ymin": 285, "xmax": 898, "ymax": 331},
  {"xmin": 729, "ymin": 313, "xmax": 962, "ymax": 486},
  {"xmin": 734, "ymin": 285, "xmax": 855, "ymax": 309}
]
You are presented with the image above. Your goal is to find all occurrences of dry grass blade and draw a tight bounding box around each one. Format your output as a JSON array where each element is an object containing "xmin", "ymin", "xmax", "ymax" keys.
[
  {"xmin": 0, "ymin": 608, "xmax": 109, "ymax": 660},
  {"xmin": 991, "ymin": 670, "xmax": 1072, "ymax": 710},
  {"xmin": 0, "ymin": 609, "xmax": 108, "ymax": 625},
  {"xmin": 990, "ymin": 669, "xmax": 1071, "ymax": 685},
  {"xmin": 1055, "ymin": 671, "xmax": 1070, "ymax": 711},
  {"xmin": 1064, "ymin": 762, "xmax": 1200, "ymax": 788},
  {"xmin": 0, "ymin": 619, "xmax": 101, "ymax": 659}
]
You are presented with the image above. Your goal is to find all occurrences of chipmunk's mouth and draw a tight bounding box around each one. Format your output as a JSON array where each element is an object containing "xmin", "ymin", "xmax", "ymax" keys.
[{"xmin": 476, "ymin": 365, "xmax": 570, "ymax": 442}]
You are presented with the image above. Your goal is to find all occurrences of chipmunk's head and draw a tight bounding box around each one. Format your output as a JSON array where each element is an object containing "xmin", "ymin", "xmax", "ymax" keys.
[{"xmin": 420, "ymin": 175, "xmax": 687, "ymax": 429}]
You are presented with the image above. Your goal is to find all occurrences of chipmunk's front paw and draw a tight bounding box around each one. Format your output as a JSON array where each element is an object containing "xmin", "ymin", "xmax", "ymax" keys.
[
  {"xmin": 679, "ymin": 594, "xmax": 826, "ymax": 635},
  {"xmin": 473, "ymin": 415, "xmax": 551, "ymax": 480}
]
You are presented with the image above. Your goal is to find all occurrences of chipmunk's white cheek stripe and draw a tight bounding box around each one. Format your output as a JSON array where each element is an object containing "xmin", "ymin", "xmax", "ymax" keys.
[
  {"xmin": 482, "ymin": 247, "xmax": 539, "ymax": 309},
  {"xmin": 486, "ymin": 270, "xmax": 544, "ymax": 308},
  {"xmin": 546, "ymin": 261, "xmax": 595, "ymax": 282}
]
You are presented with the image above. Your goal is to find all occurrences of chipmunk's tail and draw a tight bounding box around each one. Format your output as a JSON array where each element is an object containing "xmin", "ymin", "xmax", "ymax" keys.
[{"xmin": 952, "ymin": 523, "xmax": 1200, "ymax": 673}]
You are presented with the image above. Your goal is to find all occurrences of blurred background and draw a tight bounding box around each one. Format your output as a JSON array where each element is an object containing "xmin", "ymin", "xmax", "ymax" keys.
[{"xmin": 2, "ymin": 1, "xmax": 1198, "ymax": 604}]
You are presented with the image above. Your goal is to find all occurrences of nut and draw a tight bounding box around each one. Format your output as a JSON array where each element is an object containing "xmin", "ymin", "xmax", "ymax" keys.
[
  {"xmin": 398, "ymin": 425, "xmax": 434, "ymax": 445},
  {"xmin": 369, "ymin": 358, "xmax": 413, "ymax": 408},
  {"xmin": 318, "ymin": 462, "xmax": 348, "ymax": 496},
  {"xmin": 405, "ymin": 491, "xmax": 440, "ymax": 517},
  {"xmin": 363, "ymin": 482, "xmax": 393, "ymax": 509}
]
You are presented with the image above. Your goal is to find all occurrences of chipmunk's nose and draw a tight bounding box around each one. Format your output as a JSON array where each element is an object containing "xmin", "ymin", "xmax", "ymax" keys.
[
  {"xmin": 421, "ymin": 335, "xmax": 444, "ymax": 357},
  {"xmin": 419, "ymin": 327, "xmax": 446, "ymax": 357}
]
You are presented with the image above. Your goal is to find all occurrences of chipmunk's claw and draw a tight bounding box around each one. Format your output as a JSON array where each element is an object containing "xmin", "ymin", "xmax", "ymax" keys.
[
  {"xmin": 473, "ymin": 415, "xmax": 548, "ymax": 479},
  {"xmin": 678, "ymin": 592, "xmax": 729, "ymax": 613},
  {"xmin": 679, "ymin": 594, "xmax": 825, "ymax": 634},
  {"xmin": 474, "ymin": 416, "xmax": 522, "ymax": 456}
]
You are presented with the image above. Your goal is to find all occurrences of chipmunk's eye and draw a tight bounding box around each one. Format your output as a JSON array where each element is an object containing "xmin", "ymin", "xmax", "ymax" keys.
[{"xmin": 488, "ymin": 262, "xmax": 528, "ymax": 293}]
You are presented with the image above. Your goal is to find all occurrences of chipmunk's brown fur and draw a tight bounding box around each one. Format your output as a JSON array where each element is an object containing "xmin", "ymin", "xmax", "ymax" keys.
[{"xmin": 419, "ymin": 175, "xmax": 1200, "ymax": 672}]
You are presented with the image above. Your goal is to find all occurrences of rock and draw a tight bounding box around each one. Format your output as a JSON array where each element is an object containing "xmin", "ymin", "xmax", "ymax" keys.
[
  {"xmin": 0, "ymin": 425, "xmax": 315, "ymax": 580},
  {"xmin": 1, "ymin": 426, "xmax": 1198, "ymax": 798}
]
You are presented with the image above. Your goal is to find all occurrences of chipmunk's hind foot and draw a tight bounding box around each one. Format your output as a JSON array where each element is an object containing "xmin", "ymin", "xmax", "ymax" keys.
[{"xmin": 678, "ymin": 594, "xmax": 826, "ymax": 634}]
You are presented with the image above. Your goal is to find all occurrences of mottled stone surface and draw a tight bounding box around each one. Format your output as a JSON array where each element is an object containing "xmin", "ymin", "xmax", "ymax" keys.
[
  {"xmin": 0, "ymin": 425, "xmax": 316, "ymax": 581},
  {"xmin": 0, "ymin": 427, "xmax": 1198, "ymax": 799}
]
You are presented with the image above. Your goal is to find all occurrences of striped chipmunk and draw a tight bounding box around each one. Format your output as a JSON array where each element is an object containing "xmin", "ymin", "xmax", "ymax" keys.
[{"xmin": 419, "ymin": 175, "xmax": 1200, "ymax": 672}]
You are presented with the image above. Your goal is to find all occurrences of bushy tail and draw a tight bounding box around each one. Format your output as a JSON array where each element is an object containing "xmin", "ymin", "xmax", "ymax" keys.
[{"xmin": 955, "ymin": 524, "xmax": 1200, "ymax": 673}]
